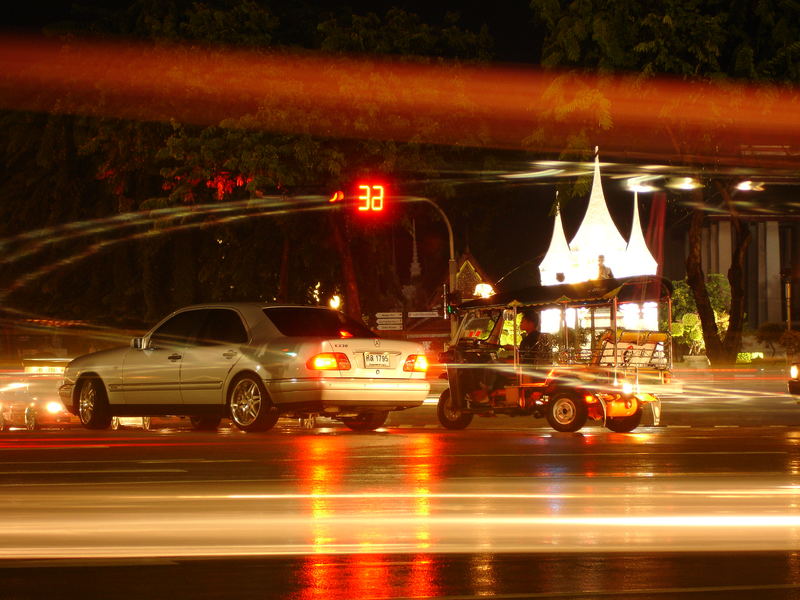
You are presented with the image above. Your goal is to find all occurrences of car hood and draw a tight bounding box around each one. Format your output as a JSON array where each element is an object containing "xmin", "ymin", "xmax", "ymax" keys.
[{"xmin": 68, "ymin": 346, "xmax": 128, "ymax": 370}]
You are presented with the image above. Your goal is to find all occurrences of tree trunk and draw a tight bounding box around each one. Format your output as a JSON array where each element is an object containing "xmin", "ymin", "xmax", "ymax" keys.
[
  {"xmin": 328, "ymin": 211, "xmax": 362, "ymax": 322},
  {"xmin": 721, "ymin": 185, "xmax": 751, "ymax": 363},
  {"xmin": 685, "ymin": 193, "xmax": 724, "ymax": 363}
]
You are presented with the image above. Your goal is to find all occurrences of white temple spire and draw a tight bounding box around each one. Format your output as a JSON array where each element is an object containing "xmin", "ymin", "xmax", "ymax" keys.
[
  {"xmin": 538, "ymin": 198, "xmax": 573, "ymax": 285},
  {"xmin": 618, "ymin": 191, "xmax": 658, "ymax": 277},
  {"xmin": 564, "ymin": 149, "xmax": 628, "ymax": 282}
]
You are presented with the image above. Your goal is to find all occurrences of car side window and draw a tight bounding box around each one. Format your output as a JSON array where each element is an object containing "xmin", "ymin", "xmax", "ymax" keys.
[
  {"xmin": 197, "ymin": 309, "xmax": 248, "ymax": 345},
  {"xmin": 150, "ymin": 310, "xmax": 207, "ymax": 347}
]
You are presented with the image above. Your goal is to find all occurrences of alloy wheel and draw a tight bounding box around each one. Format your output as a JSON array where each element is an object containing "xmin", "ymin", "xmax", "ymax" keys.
[
  {"xmin": 79, "ymin": 383, "xmax": 96, "ymax": 424},
  {"xmin": 230, "ymin": 378, "xmax": 262, "ymax": 426}
]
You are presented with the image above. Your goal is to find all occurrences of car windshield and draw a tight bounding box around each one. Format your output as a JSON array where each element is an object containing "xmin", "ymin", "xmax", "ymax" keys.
[
  {"xmin": 264, "ymin": 307, "xmax": 376, "ymax": 338},
  {"xmin": 458, "ymin": 311, "xmax": 500, "ymax": 342}
]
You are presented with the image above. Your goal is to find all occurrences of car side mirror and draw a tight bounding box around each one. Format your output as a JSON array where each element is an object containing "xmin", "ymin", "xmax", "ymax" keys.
[{"xmin": 131, "ymin": 337, "xmax": 147, "ymax": 350}]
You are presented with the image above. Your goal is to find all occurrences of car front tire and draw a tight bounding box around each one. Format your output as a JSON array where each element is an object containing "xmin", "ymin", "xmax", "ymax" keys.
[
  {"xmin": 228, "ymin": 374, "xmax": 279, "ymax": 432},
  {"xmin": 77, "ymin": 377, "xmax": 112, "ymax": 430}
]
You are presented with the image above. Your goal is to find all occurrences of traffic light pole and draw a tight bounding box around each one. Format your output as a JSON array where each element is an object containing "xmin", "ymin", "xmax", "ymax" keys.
[{"xmin": 415, "ymin": 197, "xmax": 458, "ymax": 342}]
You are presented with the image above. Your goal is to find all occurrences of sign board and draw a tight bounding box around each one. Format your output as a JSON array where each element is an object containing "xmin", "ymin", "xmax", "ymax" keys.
[
  {"xmin": 406, "ymin": 332, "xmax": 451, "ymax": 338},
  {"xmin": 375, "ymin": 312, "xmax": 403, "ymax": 318},
  {"xmin": 407, "ymin": 311, "xmax": 441, "ymax": 318},
  {"xmin": 376, "ymin": 318, "xmax": 403, "ymax": 325},
  {"xmin": 376, "ymin": 324, "xmax": 404, "ymax": 331}
]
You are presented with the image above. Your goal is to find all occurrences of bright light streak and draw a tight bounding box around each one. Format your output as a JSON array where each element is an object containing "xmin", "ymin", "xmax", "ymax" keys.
[
  {"xmin": 736, "ymin": 180, "xmax": 765, "ymax": 191},
  {"xmin": 502, "ymin": 168, "xmax": 564, "ymax": 179},
  {"xmin": 0, "ymin": 195, "xmax": 334, "ymax": 301},
  {"xmin": 667, "ymin": 177, "xmax": 703, "ymax": 190},
  {"xmin": 2, "ymin": 36, "xmax": 800, "ymax": 167},
  {"xmin": 625, "ymin": 175, "xmax": 659, "ymax": 193},
  {"xmin": 0, "ymin": 382, "xmax": 26, "ymax": 392}
]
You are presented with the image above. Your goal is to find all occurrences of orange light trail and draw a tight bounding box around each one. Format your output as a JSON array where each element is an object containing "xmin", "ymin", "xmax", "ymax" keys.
[{"xmin": 1, "ymin": 35, "xmax": 800, "ymax": 167}]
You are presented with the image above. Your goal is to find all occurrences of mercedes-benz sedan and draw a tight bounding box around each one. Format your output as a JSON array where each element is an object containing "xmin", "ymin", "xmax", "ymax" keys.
[{"xmin": 59, "ymin": 304, "xmax": 430, "ymax": 432}]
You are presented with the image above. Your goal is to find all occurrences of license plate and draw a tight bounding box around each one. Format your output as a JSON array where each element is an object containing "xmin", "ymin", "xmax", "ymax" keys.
[{"xmin": 364, "ymin": 352, "xmax": 390, "ymax": 368}]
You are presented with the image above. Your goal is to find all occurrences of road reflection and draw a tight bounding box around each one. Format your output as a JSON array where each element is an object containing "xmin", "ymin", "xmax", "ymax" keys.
[{"xmin": 2, "ymin": 427, "xmax": 800, "ymax": 561}]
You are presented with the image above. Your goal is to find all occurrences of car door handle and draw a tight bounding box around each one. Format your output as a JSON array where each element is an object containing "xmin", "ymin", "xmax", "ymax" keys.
[
  {"xmin": 168, "ymin": 353, "xmax": 182, "ymax": 361},
  {"xmin": 222, "ymin": 350, "xmax": 237, "ymax": 359}
]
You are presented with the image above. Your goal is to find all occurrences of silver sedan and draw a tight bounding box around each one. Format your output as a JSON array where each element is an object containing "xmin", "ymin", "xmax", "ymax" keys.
[{"xmin": 59, "ymin": 304, "xmax": 430, "ymax": 432}]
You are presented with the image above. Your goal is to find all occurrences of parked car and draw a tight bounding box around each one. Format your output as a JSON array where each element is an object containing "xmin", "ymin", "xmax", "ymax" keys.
[
  {"xmin": 789, "ymin": 363, "xmax": 800, "ymax": 397},
  {"xmin": 0, "ymin": 358, "xmax": 80, "ymax": 430},
  {"xmin": 59, "ymin": 304, "xmax": 430, "ymax": 432}
]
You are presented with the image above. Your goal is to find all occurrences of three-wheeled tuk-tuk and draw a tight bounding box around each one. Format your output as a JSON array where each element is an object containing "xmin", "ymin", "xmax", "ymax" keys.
[{"xmin": 437, "ymin": 275, "xmax": 675, "ymax": 433}]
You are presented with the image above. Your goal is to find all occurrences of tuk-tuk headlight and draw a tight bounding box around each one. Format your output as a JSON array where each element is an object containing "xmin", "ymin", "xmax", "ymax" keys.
[
  {"xmin": 791, "ymin": 364, "xmax": 799, "ymax": 380},
  {"xmin": 621, "ymin": 381, "xmax": 634, "ymax": 395}
]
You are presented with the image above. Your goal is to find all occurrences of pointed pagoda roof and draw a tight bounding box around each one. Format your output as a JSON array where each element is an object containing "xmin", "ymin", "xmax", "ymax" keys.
[
  {"xmin": 567, "ymin": 148, "xmax": 629, "ymax": 264},
  {"xmin": 538, "ymin": 205, "xmax": 574, "ymax": 285},
  {"xmin": 618, "ymin": 191, "xmax": 658, "ymax": 278}
]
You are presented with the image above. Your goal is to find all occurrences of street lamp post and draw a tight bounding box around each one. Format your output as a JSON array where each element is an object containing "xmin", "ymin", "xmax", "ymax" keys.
[{"xmin": 413, "ymin": 197, "xmax": 458, "ymax": 342}]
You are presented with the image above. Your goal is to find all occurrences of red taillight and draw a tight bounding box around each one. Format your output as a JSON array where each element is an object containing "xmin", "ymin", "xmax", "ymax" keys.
[
  {"xmin": 403, "ymin": 354, "xmax": 429, "ymax": 373},
  {"xmin": 307, "ymin": 352, "xmax": 351, "ymax": 370}
]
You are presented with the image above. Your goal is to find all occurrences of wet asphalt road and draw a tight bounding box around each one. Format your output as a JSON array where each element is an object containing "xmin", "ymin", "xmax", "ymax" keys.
[{"xmin": 2, "ymin": 371, "xmax": 800, "ymax": 599}]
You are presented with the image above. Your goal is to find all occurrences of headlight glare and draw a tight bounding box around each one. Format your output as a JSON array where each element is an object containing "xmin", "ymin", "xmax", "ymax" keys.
[{"xmin": 45, "ymin": 401, "xmax": 63, "ymax": 414}]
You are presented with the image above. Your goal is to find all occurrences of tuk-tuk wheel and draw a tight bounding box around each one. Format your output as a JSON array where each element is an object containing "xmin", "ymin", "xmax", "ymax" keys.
[
  {"xmin": 546, "ymin": 392, "xmax": 588, "ymax": 432},
  {"xmin": 437, "ymin": 388, "xmax": 474, "ymax": 430},
  {"xmin": 605, "ymin": 408, "xmax": 643, "ymax": 433}
]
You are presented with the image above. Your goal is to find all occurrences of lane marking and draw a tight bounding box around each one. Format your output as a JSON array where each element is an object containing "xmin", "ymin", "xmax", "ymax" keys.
[
  {"xmin": 0, "ymin": 459, "xmax": 252, "ymax": 466},
  {"xmin": 0, "ymin": 469, "xmax": 187, "ymax": 475},
  {"xmin": 383, "ymin": 582, "xmax": 800, "ymax": 599},
  {"xmin": 0, "ymin": 446, "xmax": 111, "ymax": 450}
]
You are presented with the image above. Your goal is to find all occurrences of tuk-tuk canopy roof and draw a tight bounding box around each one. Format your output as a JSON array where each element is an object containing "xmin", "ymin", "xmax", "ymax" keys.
[{"xmin": 459, "ymin": 275, "xmax": 673, "ymax": 312}]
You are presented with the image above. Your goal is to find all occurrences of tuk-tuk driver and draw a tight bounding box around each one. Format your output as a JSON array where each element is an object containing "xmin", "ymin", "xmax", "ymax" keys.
[{"xmin": 518, "ymin": 309, "xmax": 553, "ymax": 364}]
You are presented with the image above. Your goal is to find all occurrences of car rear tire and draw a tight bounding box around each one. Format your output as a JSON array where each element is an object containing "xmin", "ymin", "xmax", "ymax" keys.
[
  {"xmin": 24, "ymin": 408, "xmax": 38, "ymax": 431},
  {"xmin": 341, "ymin": 411, "xmax": 389, "ymax": 432},
  {"xmin": 546, "ymin": 392, "xmax": 587, "ymax": 432},
  {"xmin": 606, "ymin": 408, "xmax": 643, "ymax": 433},
  {"xmin": 228, "ymin": 374, "xmax": 279, "ymax": 432},
  {"xmin": 190, "ymin": 415, "xmax": 222, "ymax": 431},
  {"xmin": 437, "ymin": 388, "xmax": 473, "ymax": 430},
  {"xmin": 78, "ymin": 377, "xmax": 112, "ymax": 430}
]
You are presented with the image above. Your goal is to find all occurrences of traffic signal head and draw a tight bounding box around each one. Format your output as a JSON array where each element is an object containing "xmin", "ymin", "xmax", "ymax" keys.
[{"xmin": 445, "ymin": 291, "xmax": 462, "ymax": 314}]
